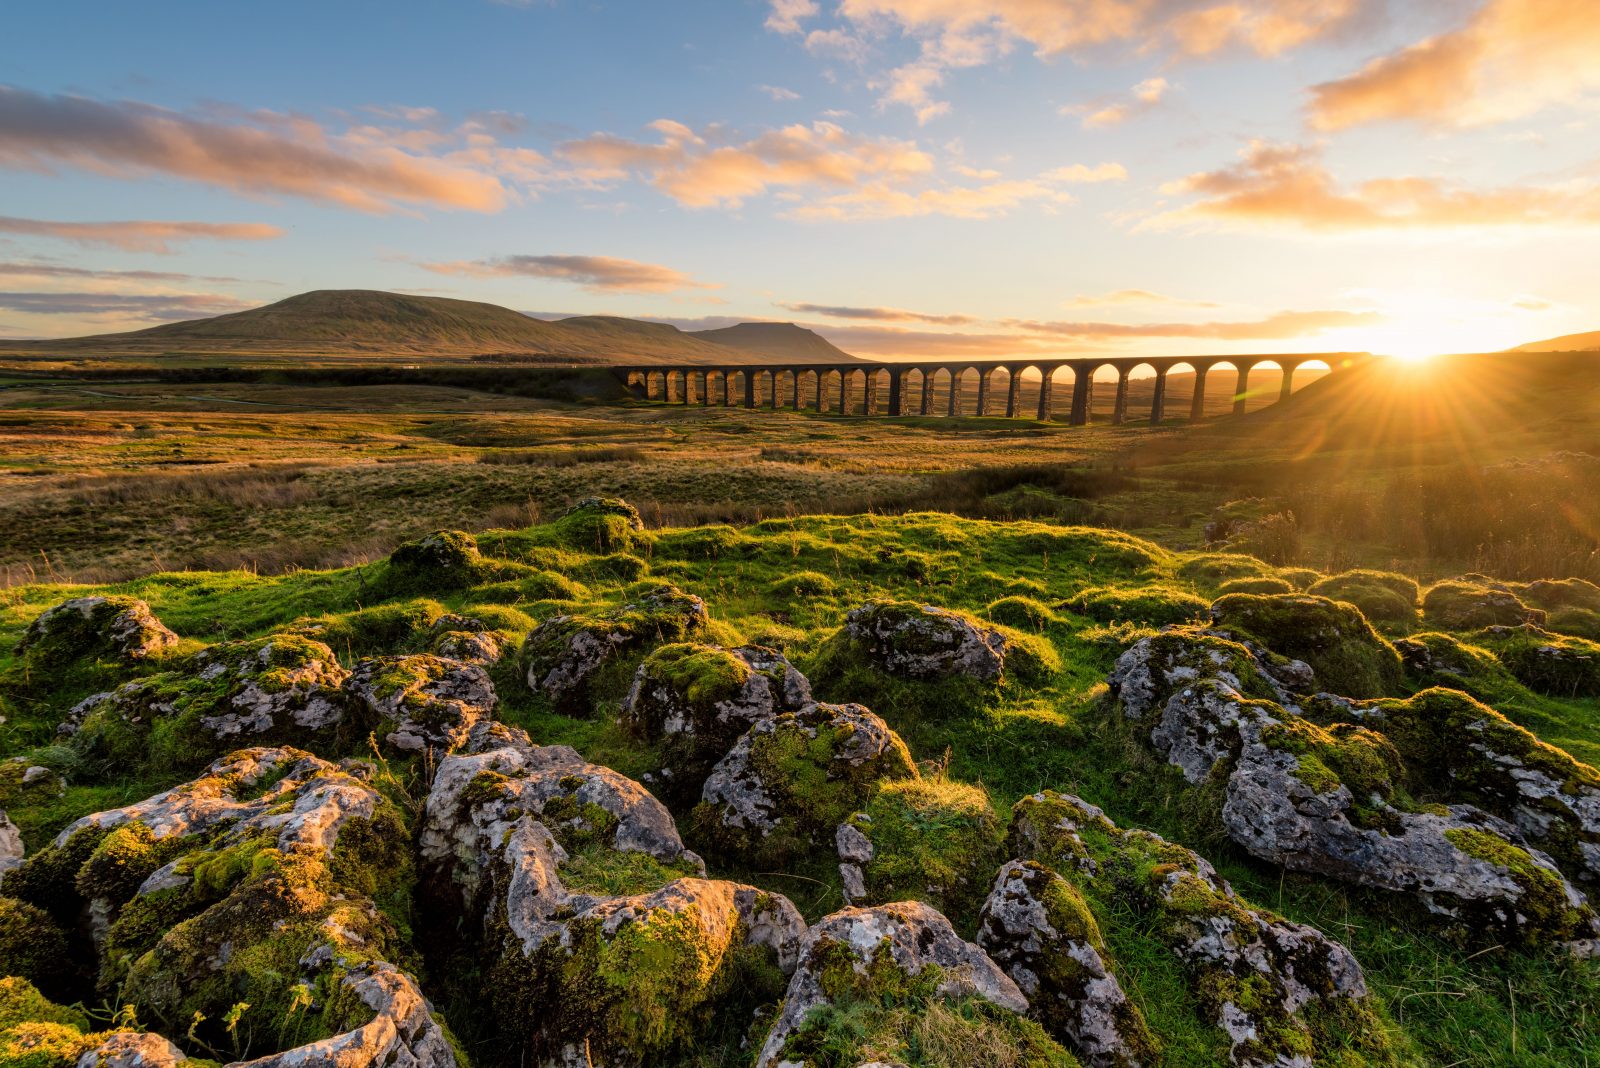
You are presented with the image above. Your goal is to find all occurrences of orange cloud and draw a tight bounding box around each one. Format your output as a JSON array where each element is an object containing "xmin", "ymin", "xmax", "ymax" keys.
[
  {"xmin": 0, "ymin": 290, "xmax": 253, "ymax": 323},
  {"xmin": 1074, "ymin": 77, "xmax": 1171, "ymax": 128},
  {"xmin": 559, "ymin": 120, "xmax": 933, "ymax": 209},
  {"xmin": 1148, "ymin": 141, "xmax": 1600, "ymax": 231},
  {"xmin": 1309, "ymin": 0, "xmax": 1600, "ymax": 129},
  {"xmin": 1005, "ymin": 308, "xmax": 1380, "ymax": 339},
  {"xmin": 420, "ymin": 254, "xmax": 716, "ymax": 293},
  {"xmin": 0, "ymin": 215, "xmax": 283, "ymax": 253},
  {"xmin": 0, "ymin": 86, "xmax": 525, "ymax": 213},
  {"xmin": 778, "ymin": 302, "xmax": 979, "ymax": 325}
]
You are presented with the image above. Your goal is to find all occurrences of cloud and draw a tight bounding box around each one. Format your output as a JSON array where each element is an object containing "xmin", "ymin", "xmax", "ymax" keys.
[
  {"xmin": 767, "ymin": 0, "xmax": 820, "ymax": 34},
  {"xmin": 1040, "ymin": 162, "xmax": 1127, "ymax": 183},
  {"xmin": 1005, "ymin": 308, "xmax": 1381, "ymax": 339},
  {"xmin": 0, "ymin": 85, "xmax": 536, "ymax": 213},
  {"xmin": 0, "ymin": 261, "xmax": 249, "ymax": 284},
  {"xmin": 786, "ymin": 161, "xmax": 1124, "ymax": 221},
  {"xmin": 0, "ymin": 290, "xmax": 253, "ymax": 322},
  {"xmin": 1148, "ymin": 140, "xmax": 1600, "ymax": 232},
  {"xmin": 0, "ymin": 215, "xmax": 283, "ymax": 253},
  {"xmin": 559, "ymin": 119, "xmax": 934, "ymax": 209},
  {"xmin": 778, "ymin": 301, "xmax": 979, "ymax": 325},
  {"xmin": 1309, "ymin": 0, "xmax": 1600, "ymax": 129},
  {"xmin": 758, "ymin": 85, "xmax": 802, "ymax": 101},
  {"xmin": 419, "ymin": 254, "xmax": 716, "ymax": 293},
  {"xmin": 1067, "ymin": 289, "xmax": 1220, "ymax": 307},
  {"xmin": 778, "ymin": 1, "xmax": 1373, "ymax": 117},
  {"xmin": 1073, "ymin": 77, "xmax": 1170, "ymax": 128}
]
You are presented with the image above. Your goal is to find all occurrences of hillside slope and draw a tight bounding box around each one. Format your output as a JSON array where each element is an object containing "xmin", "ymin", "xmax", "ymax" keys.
[
  {"xmin": 690, "ymin": 321, "xmax": 858, "ymax": 363},
  {"xmin": 0, "ymin": 289, "xmax": 858, "ymax": 365},
  {"xmin": 1514, "ymin": 329, "xmax": 1600, "ymax": 352}
]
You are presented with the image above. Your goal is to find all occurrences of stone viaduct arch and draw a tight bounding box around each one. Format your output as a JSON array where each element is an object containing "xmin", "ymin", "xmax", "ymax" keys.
[{"xmin": 620, "ymin": 353, "xmax": 1357, "ymax": 423}]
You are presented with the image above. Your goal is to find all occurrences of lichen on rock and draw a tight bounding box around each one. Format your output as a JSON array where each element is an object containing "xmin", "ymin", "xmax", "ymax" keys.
[
  {"xmin": 344, "ymin": 653, "xmax": 496, "ymax": 756},
  {"xmin": 620, "ymin": 642, "xmax": 811, "ymax": 803},
  {"xmin": 694, "ymin": 702, "xmax": 918, "ymax": 866},
  {"xmin": 1207, "ymin": 593, "xmax": 1404, "ymax": 698},
  {"xmin": 520, "ymin": 586, "xmax": 710, "ymax": 716},
  {"xmin": 16, "ymin": 597, "xmax": 179, "ymax": 666}
]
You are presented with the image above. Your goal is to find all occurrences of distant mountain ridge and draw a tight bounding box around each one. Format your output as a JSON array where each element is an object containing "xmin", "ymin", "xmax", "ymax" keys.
[
  {"xmin": 0, "ymin": 289, "xmax": 864, "ymax": 365},
  {"xmin": 1512, "ymin": 329, "xmax": 1600, "ymax": 352}
]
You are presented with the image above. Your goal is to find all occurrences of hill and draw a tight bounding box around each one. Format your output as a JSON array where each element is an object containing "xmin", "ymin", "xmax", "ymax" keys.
[
  {"xmin": 690, "ymin": 320, "xmax": 857, "ymax": 363},
  {"xmin": 0, "ymin": 289, "xmax": 861, "ymax": 365},
  {"xmin": 1514, "ymin": 329, "xmax": 1600, "ymax": 352}
]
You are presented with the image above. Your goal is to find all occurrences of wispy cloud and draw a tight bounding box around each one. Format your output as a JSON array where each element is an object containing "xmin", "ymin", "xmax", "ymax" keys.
[
  {"xmin": 778, "ymin": 301, "xmax": 979, "ymax": 325},
  {"xmin": 1070, "ymin": 77, "xmax": 1171, "ymax": 129},
  {"xmin": 1309, "ymin": 0, "xmax": 1600, "ymax": 130},
  {"xmin": 0, "ymin": 215, "xmax": 283, "ymax": 253},
  {"xmin": 0, "ymin": 85, "xmax": 542, "ymax": 213},
  {"xmin": 758, "ymin": 85, "xmax": 802, "ymax": 101},
  {"xmin": 1147, "ymin": 141, "xmax": 1600, "ymax": 232},
  {"xmin": 770, "ymin": 0, "xmax": 1373, "ymax": 119},
  {"xmin": 1004, "ymin": 308, "xmax": 1381, "ymax": 339},
  {"xmin": 419, "ymin": 253, "xmax": 717, "ymax": 293},
  {"xmin": 1066, "ymin": 289, "xmax": 1220, "ymax": 308},
  {"xmin": 0, "ymin": 290, "xmax": 253, "ymax": 322},
  {"xmin": 0, "ymin": 261, "xmax": 251, "ymax": 284}
]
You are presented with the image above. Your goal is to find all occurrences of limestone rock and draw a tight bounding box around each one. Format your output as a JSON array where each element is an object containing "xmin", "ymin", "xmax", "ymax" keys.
[
  {"xmin": 1010, "ymin": 791, "xmax": 1388, "ymax": 1068},
  {"xmin": 18, "ymin": 596, "xmax": 178, "ymax": 663},
  {"xmin": 755, "ymin": 901, "xmax": 1026, "ymax": 1068},
  {"xmin": 426, "ymin": 614, "xmax": 505, "ymax": 666},
  {"xmin": 695, "ymin": 702, "xmax": 918, "ymax": 865},
  {"xmin": 977, "ymin": 860, "xmax": 1153, "ymax": 1068},
  {"xmin": 345, "ymin": 654, "xmax": 496, "ymax": 755},
  {"xmin": 1208, "ymin": 593, "xmax": 1403, "ymax": 698},
  {"xmin": 1423, "ymin": 579, "xmax": 1545, "ymax": 631},
  {"xmin": 0, "ymin": 810, "xmax": 21, "ymax": 880},
  {"xmin": 1109, "ymin": 630, "xmax": 1288, "ymax": 723},
  {"xmin": 838, "ymin": 600, "xmax": 1011, "ymax": 681},
  {"xmin": 621, "ymin": 643, "xmax": 812, "ymax": 801},
  {"xmin": 422, "ymin": 736, "xmax": 806, "ymax": 1066},
  {"xmin": 76, "ymin": 1031, "xmax": 187, "ymax": 1068},
  {"xmin": 521, "ymin": 586, "xmax": 710, "ymax": 715}
]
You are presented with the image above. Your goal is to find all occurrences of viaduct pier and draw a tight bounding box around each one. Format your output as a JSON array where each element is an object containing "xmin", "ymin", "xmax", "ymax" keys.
[{"xmin": 613, "ymin": 352, "xmax": 1365, "ymax": 424}]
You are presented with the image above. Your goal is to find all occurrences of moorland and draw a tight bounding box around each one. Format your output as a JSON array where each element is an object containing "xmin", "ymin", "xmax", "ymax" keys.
[{"xmin": 3, "ymin": 294, "xmax": 1600, "ymax": 1068}]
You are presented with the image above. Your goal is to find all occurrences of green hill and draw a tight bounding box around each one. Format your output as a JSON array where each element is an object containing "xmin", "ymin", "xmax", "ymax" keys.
[
  {"xmin": 690, "ymin": 320, "xmax": 857, "ymax": 363},
  {"xmin": 0, "ymin": 289, "xmax": 860, "ymax": 365}
]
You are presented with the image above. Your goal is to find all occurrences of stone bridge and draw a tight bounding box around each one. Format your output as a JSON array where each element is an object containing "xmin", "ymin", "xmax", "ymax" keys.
[{"xmin": 614, "ymin": 352, "xmax": 1366, "ymax": 424}]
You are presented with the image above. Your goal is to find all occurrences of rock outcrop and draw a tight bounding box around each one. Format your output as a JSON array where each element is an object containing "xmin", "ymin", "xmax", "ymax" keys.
[
  {"xmin": 620, "ymin": 642, "xmax": 811, "ymax": 801},
  {"xmin": 345, "ymin": 653, "xmax": 496, "ymax": 755},
  {"xmin": 17, "ymin": 596, "xmax": 178, "ymax": 664},
  {"xmin": 521, "ymin": 586, "xmax": 710, "ymax": 715},
  {"xmin": 835, "ymin": 600, "xmax": 1013, "ymax": 681},
  {"xmin": 694, "ymin": 702, "xmax": 917, "ymax": 865}
]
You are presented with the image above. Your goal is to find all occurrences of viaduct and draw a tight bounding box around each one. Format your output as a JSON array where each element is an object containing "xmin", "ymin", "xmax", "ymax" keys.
[{"xmin": 614, "ymin": 352, "xmax": 1366, "ymax": 424}]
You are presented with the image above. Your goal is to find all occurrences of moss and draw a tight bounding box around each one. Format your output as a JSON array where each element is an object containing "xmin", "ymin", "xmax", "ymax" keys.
[
  {"xmin": 538, "ymin": 498, "xmax": 645, "ymax": 554},
  {"xmin": 1422, "ymin": 579, "xmax": 1544, "ymax": 631},
  {"xmin": 1444, "ymin": 827, "xmax": 1589, "ymax": 947},
  {"xmin": 1277, "ymin": 567, "xmax": 1323, "ymax": 591},
  {"xmin": 767, "ymin": 571, "xmax": 837, "ymax": 598},
  {"xmin": 286, "ymin": 599, "xmax": 446, "ymax": 657},
  {"xmin": 848, "ymin": 777, "xmax": 1002, "ymax": 927},
  {"xmin": 75, "ymin": 822, "xmax": 194, "ymax": 906},
  {"xmin": 1515, "ymin": 578, "xmax": 1600, "ymax": 614},
  {"xmin": 1544, "ymin": 606, "xmax": 1600, "ymax": 641},
  {"xmin": 1174, "ymin": 552, "xmax": 1277, "ymax": 586},
  {"xmin": 557, "ymin": 843, "xmax": 697, "ymax": 898},
  {"xmin": 1209, "ymin": 593, "xmax": 1404, "ymax": 698},
  {"xmin": 1471, "ymin": 626, "xmax": 1600, "ymax": 697},
  {"xmin": 1308, "ymin": 571, "xmax": 1421, "ymax": 631},
  {"xmin": 636, "ymin": 643, "xmax": 751, "ymax": 712},
  {"xmin": 0, "ymin": 900, "xmax": 69, "ymax": 994},
  {"xmin": 984, "ymin": 596, "xmax": 1061, "ymax": 631},
  {"xmin": 1063, "ymin": 585, "xmax": 1209, "ymax": 627},
  {"xmin": 1217, "ymin": 576, "xmax": 1295, "ymax": 595},
  {"xmin": 381, "ymin": 529, "xmax": 493, "ymax": 593},
  {"xmin": 1256, "ymin": 718, "xmax": 1403, "ymax": 803}
]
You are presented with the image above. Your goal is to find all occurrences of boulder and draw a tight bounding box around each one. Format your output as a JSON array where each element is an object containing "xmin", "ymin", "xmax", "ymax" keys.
[
  {"xmin": 421, "ymin": 734, "xmax": 807, "ymax": 1066},
  {"xmin": 426, "ymin": 613, "xmax": 505, "ymax": 666},
  {"xmin": 755, "ymin": 901, "xmax": 1029, "ymax": 1068},
  {"xmin": 17, "ymin": 596, "xmax": 178, "ymax": 664},
  {"xmin": 383, "ymin": 529, "xmax": 492, "ymax": 591},
  {"xmin": 4, "ymin": 747, "xmax": 430, "ymax": 1063},
  {"xmin": 546, "ymin": 497, "xmax": 646, "ymax": 553},
  {"xmin": 1108, "ymin": 631, "xmax": 1289, "ymax": 724},
  {"xmin": 694, "ymin": 702, "xmax": 918, "ymax": 865},
  {"xmin": 1010, "ymin": 792, "xmax": 1390, "ymax": 1068},
  {"xmin": 977, "ymin": 860, "xmax": 1154, "ymax": 1068},
  {"xmin": 0, "ymin": 809, "xmax": 20, "ymax": 878},
  {"xmin": 836, "ymin": 600, "xmax": 1012, "ymax": 681},
  {"xmin": 1111, "ymin": 633, "xmax": 1600, "ymax": 950},
  {"xmin": 75, "ymin": 1032, "xmax": 187, "ymax": 1068},
  {"xmin": 63, "ymin": 635, "xmax": 349, "ymax": 771},
  {"xmin": 1423, "ymin": 579, "xmax": 1545, "ymax": 631},
  {"xmin": 620, "ymin": 643, "xmax": 811, "ymax": 801},
  {"xmin": 345, "ymin": 654, "xmax": 496, "ymax": 755},
  {"xmin": 521, "ymin": 586, "xmax": 710, "ymax": 715}
]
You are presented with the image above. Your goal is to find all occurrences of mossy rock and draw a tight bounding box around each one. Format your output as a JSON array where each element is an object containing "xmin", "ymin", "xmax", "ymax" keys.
[
  {"xmin": 1515, "ymin": 578, "xmax": 1600, "ymax": 614},
  {"xmin": 541, "ymin": 497, "xmax": 646, "ymax": 553},
  {"xmin": 1422, "ymin": 579, "xmax": 1545, "ymax": 631},
  {"xmin": 285, "ymin": 598, "xmax": 447, "ymax": 657},
  {"xmin": 1174, "ymin": 552, "xmax": 1277, "ymax": 586},
  {"xmin": 694, "ymin": 702, "xmax": 918, "ymax": 866},
  {"xmin": 1063, "ymin": 585, "xmax": 1209, "ymax": 627},
  {"xmin": 0, "ymin": 978, "xmax": 103, "ymax": 1068},
  {"xmin": 1471, "ymin": 625, "xmax": 1600, "ymax": 697},
  {"xmin": 1209, "ymin": 593, "xmax": 1404, "ymax": 698},
  {"xmin": 1309, "ymin": 570, "xmax": 1421, "ymax": 630},
  {"xmin": 840, "ymin": 776, "xmax": 1004, "ymax": 927},
  {"xmin": 766, "ymin": 570, "xmax": 837, "ymax": 599},
  {"xmin": 1215, "ymin": 576, "xmax": 1295, "ymax": 595},
  {"xmin": 1544, "ymin": 606, "xmax": 1600, "ymax": 641},
  {"xmin": 1277, "ymin": 567, "xmax": 1323, "ymax": 591},
  {"xmin": 0, "ymin": 899, "xmax": 70, "ymax": 996},
  {"xmin": 1392, "ymin": 632, "xmax": 1512, "ymax": 696},
  {"xmin": 14, "ymin": 596, "xmax": 178, "ymax": 666},
  {"xmin": 985, "ymin": 596, "xmax": 1063, "ymax": 631}
]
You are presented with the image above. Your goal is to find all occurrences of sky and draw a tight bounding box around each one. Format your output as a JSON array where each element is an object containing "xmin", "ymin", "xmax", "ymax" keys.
[{"xmin": 0, "ymin": 0, "xmax": 1596, "ymax": 360}]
